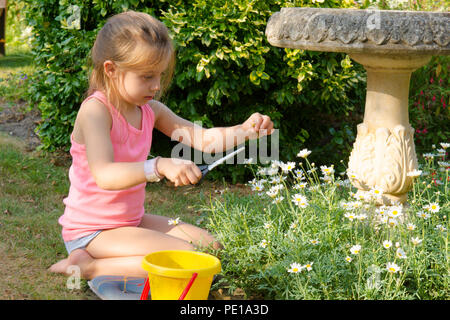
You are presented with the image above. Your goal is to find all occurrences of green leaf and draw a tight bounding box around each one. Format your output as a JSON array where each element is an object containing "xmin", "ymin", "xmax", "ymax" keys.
[{"xmin": 249, "ymin": 70, "xmax": 259, "ymax": 84}]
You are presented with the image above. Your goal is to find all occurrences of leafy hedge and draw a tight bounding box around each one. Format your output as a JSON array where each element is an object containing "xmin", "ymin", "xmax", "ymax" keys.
[{"xmin": 23, "ymin": 0, "xmax": 367, "ymax": 182}]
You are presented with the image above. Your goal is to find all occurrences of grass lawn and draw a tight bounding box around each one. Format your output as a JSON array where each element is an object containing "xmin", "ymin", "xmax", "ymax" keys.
[{"xmin": 0, "ymin": 132, "xmax": 247, "ymax": 299}]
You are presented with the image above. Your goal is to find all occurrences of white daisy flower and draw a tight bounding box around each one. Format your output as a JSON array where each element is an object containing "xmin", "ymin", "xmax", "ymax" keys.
[
  {"xmin": 341, "ymin": 201, "xmax": 351, "ymax": 210},
  {"xmin": 386, "ymin": 262, "xmax": 401, "ymax": 274},
  {"xmin": 267, "ymin": 167, "xmax": 279, "ymax": 176},
  {"xmin": 297, "ymin": 148, "xmax": 312, "ymax": 158},
  {"xmin": 345, "ymin": 256, "xmax": 352, "ymax": 263},
  {"xmin": 376, "ymin": 206, "xmax": 388, "ymax": 216},
  {"xmin": 380, "ymin": 215, "xmax": 389, "ymax": 224},
  {"xmin": 387, "ymin": 205, "xmax": 403, "ymax": 218},
  {"xmin": 281, "ymin": 161, "xmax": 296, "ymax": 173},
  {"xmin": 288, "ymin": 262, "xmax": 304, "ymax": 273},
  {"xmin": 310, "ymin": 239, "xmax": 320, "ymax": 246},
  {"xmin": 435, "ymin": 224, "xmax": 447, "ymax": 232},
  {"xmin": 263, "ymin": 222, "xmax": 272, "ymax": 229},
  {"xmin": 440, "ymin": 142, "xmax": 450, "ymax": 149},
  {"xmin": 350, "ymin": 244, "xmax": 361, "ymax": 255},
  {"xmin": 251, "ymin": 182, "xmax": 264, "ymax": 192},
  {"xmin": 320, "ymin": 165, "xmax": 335, "ymax": 176},
  {"xmin": 428, "ymin": 202, "xmax": 440, "ymax": 213},
  {"xmin": 293, "ymin": 182, "xmax": 307, "ymax": 189},
  {"xmin": 357, "ymin": 213, "xmax": 367, "ymax": 221},
  {"xmin": 370, "ymin": 186, "xmax": 384, "ymax": 197},
  {"xmin": 388, "ymin": 218, "xmax": 399, "ymax": 228},
  {"xmin": 243, "ymin": 158, "xmax": 254, "ymax": 164},
  {"xmin": 270, "ymin": 176, "xmax": 283, "ymax": 184},
  {"xmin": 293, "ymin": 169, "xmax": 305, "ymax": 180},
  {"xmin": 417, "ymin": 211, "xmax": 431, "ymax": 219},
  {"xmin": 396, "ymin": 248, "xmax": 407, "ymax": 259},
  {"xmin": 407, "ymin": 170, "xmax": 422, "ymax": 178},
  {"xmin": 351, "ymin": 201, "xmax": 363, "ymax": 210},
  {"xmin": 406, "ymin": 223, "xmax": 416, "ymax": 231},
  {"xmin": 291, "ymin": 193, "xmax": 309, "ymax": 208},
  {"xmin": 168, "ymin": 217, "xmax": 181, "ymax": 226},
  {"xmin": 345, "ymin": 212, "xmax": 357, "ymax": 221},
  {"xmin": 411, "ymin": 237, "xmax": 422, "ymax": 245},
  {"xmin": 260, "ymin": 239, "xmax": 269, "ymax": 248},
  {"xmin": 382, "ymin": 240, "xmax": 392, "ymax": 249},
  {"xmin": 270, "ymin": 160, "xmax": 282, "ymax": 169},
  {"xmin": 303, "ymin": 262, "xmax": 314, "ymax": 271},
  {"xmin": 347, "ymin": 171, "xmax": 359, "ymax": 180}
]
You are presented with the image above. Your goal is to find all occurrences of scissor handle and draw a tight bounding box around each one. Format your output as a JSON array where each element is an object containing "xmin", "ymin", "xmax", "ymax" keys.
[
  {"xmin": 195, "ymin": 165, "xmax": 209, "ymax": 186},
  {"xmin": 198, "ymin": 164, "xmax": 209, "ymax": 177}
]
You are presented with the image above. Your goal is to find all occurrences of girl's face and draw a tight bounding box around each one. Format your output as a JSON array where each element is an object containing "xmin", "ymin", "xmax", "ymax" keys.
[{"xmin": 107, "ymin": 53, "xmax": 170, "ymax": 109}]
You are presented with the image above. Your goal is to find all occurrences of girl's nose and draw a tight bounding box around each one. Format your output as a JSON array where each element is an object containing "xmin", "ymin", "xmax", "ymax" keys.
[{"xmin": 151, "ymin": 77, "xmax": 161, "ymax": 91}]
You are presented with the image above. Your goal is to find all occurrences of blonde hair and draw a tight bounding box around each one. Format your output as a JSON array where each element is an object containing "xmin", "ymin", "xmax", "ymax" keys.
[{"xmin": 86, "ymin": 11, "xmax": 175, "ymax": 113}]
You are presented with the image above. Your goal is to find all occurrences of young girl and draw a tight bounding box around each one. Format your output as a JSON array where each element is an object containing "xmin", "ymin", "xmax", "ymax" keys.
[{"xmin": 49, "ymin": 11, "xmax": 274, "ymax": 280}]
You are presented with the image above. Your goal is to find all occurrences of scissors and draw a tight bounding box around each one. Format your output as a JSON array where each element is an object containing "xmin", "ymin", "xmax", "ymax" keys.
[{"xmin": 197, "ymin": 146, "xmax": 246, "ymax": 184}]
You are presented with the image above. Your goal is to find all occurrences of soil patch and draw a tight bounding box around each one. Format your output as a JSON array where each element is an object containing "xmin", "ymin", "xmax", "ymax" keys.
[{"xmin": 0, "ymin": 99, "xmax": 41, "ymax": 152}]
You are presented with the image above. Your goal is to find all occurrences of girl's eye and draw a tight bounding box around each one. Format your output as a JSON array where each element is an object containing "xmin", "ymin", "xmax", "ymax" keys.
[{"xmin": 143, "ymin": 75, "xmax": 153, "ymax": 80}]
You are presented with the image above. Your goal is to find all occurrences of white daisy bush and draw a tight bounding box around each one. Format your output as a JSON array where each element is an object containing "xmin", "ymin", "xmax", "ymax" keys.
[{"xmin": 205, "ymin": 143, "xmax": 448, "ymax": 299}]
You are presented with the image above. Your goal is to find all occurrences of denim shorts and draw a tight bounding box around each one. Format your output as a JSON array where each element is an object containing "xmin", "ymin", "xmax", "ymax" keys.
[{"xmin": 64, "ymin": 230, "xmax": 102, "ymax": 254}]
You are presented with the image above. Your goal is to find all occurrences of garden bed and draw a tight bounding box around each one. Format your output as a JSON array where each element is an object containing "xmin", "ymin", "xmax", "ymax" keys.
[{"xmin": 204, "ymin": 147, "xmax": 449, "ymax": 300}]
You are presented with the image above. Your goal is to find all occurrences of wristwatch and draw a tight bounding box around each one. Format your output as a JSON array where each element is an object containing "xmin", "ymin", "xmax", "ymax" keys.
[{"xmin": 144, "ymin": 157, "xmax": 163, "ymax": 182}]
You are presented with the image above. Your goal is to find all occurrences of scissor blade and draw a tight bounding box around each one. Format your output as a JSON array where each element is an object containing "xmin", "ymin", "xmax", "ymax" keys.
[{"xmin": 207, "ymin": 146, "xmax": 245, "ymax": 171}]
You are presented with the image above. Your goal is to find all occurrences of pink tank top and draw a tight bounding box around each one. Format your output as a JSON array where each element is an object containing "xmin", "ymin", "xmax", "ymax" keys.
[{"xmin": 59, "ymin": 91, "xmax": 155, "ymax": 241}]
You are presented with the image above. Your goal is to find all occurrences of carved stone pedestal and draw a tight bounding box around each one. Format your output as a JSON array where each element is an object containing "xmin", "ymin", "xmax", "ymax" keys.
[{"xmin": 265, "ymin": 8, "xmax": 449, "ymax": 204}]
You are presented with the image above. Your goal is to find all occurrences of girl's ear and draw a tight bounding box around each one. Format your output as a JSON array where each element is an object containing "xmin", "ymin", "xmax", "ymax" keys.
[{"xmin": 103, "ymin": 60, "xmax": 117, "ymax": 79}]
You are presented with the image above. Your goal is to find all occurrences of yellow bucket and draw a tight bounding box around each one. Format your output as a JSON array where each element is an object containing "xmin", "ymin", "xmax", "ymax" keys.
[{"xmin": 141, "ymin": 250, "xmax": 221, "ymax": 300}]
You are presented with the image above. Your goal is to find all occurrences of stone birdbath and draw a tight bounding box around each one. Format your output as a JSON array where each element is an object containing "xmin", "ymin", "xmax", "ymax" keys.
[{"xmin": 266, "ymin": 7, "xmax": 449, "ymax": 205}]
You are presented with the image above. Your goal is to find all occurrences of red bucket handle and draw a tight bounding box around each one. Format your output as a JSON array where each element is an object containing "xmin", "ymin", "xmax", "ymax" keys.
[
  {"xmin": 178, "ymin": 272, "xmax": 198, "ymax": 300},
  {"xmin": 139, "ymin": 277, "xmax": 150, "ymax": 300},
  {"xmin": 139, "ymin": 272, "xmax": 198, "ymax": 300}
]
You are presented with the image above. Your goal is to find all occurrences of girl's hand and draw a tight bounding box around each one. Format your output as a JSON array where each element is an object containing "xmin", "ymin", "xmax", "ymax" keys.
[
  {"xmin": 157, "ymin": 157, "xmax": 202, "ymax": 187},
  {"xmin": 241, "ymin": 112, "xmax": 275, "ymax": 139}
]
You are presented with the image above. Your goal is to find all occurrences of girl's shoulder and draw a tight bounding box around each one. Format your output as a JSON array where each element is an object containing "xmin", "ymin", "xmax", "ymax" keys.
[
  {"xmin": 147, "ymin": 99, "xmax": 166, "ymax": 123},
  {"xmin": 72, "ymin": 97, "xmax": 112, "ymax": 145},
  {"xmin": 80, "ymin": 96, "xmax": 111, "ymax": 118},
  {"xmin": 77, "ymin": 96, "xmax": 113, "ymax": 130}
]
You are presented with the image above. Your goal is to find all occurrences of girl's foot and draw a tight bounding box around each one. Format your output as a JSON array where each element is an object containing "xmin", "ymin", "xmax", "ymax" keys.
[{"xmin": 48, "ymin": 249, "xmax": 95, "ymax": 279}]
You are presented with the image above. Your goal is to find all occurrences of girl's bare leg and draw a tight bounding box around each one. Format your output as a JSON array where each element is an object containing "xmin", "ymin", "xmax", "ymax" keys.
[
  {"xmin": 137, "ymin": 214, "xmax": 221, "ymax": 250},
  {"xmin": 49, "ymin": 214, "xmax": 221, "ymax": 279},
  {"xmin": 50, "ymin": 226, "xmax": 195, "ymax": 279}
]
